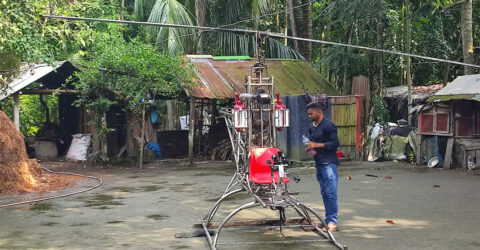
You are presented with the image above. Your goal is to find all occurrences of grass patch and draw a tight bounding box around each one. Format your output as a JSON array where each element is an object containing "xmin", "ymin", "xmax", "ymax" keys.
[
  {"xmin": 30, "ymin": 202, "xmax": 53, "ymax": 211},
  {"xmin": 146, "ymin": 214, "xmax": 169, "ymax": 220}
]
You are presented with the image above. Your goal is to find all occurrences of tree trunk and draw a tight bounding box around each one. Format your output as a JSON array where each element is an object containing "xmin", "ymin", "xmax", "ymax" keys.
[
  {"xmin": 442, "ymin": 63, "xmax": 450, "ymax": 86},
  {"xmin": 300, "ymin": 0, "xmax": 312, "ymax": 61},
  {"xmin": 376, "ymin": 18, "xmax": 384, "ymax": 95},
  {"xmin": 344, "ymin": 24, "xmax": 353, "ymax": 95},
  {"xmin": 322, "ymin": 0, "xmax": 332, "ymax": 81},
  {"xmin": 275, "ymin": 0, "xmax": 280, "ymax": 33},
  {"xmin": 287, "ymin": 0, "xmax": 299, "ymax": 51},
  {"xmin": 461, "ymin": 0, "xmax": 474, "ymax": 74},
  {"xmin": 195, "ymin": 0, "xmax": 206, "ymax": 54},
  {"xmin": 406, "ymin": 0, "xmax": 413, "ymax": 125}
]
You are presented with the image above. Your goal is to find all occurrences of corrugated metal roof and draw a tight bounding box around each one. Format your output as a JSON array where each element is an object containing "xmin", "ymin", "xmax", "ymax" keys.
[
  {"xmin": 434, "ymin": 74, "xmax": 480, "ymax": 95},
  {"xmin": 428, "ymin": 74, "xmax": 480, "ymax": 102},
  {"xmin": 186, "ymin": 56, "xmax": 338, "ymax": 99},
  {"xmin": 384, "ymin": 83, "xmax": 444, "ymax": 101},
  {"xmin": 0, "ymin": 61, "xmax": 66, "ymax": 101}
]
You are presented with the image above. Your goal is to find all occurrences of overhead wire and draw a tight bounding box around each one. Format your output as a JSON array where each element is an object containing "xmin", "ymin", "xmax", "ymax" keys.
[
  {"xmin": 43, "ymin": 14, "xmax": 480, "ymax": 69},
  {"xmin": 154, "ymin": 0, "xmax": 319, "ymax": 44},
  {"xmin": 48, "ymin": 0, "xmax": 320, "ymax": 61}
]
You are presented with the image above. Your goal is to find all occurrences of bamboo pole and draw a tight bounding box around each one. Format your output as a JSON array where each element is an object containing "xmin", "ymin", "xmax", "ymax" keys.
[{"xmin": 188, "ymin": 97, "xmax": 196, "ymax": 166}]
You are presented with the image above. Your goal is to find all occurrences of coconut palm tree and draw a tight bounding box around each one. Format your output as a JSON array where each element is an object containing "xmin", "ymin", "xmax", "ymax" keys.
[
  {"xmin": 134, "ymin": 0, "xmax": 197, "ymax": 55},
  {"xmin": 134, "ymin": 0, "xmax": 302, "ymax": 58}
]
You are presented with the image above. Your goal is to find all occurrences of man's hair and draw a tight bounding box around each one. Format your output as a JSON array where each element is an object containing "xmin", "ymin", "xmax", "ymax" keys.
[{"xmin": 306, "ymin": 101, "xmax": 325, "ymax": 111}]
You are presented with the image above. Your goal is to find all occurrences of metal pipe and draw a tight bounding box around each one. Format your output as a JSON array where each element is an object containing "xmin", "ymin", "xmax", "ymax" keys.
[
  {"xmin": 213, "ymin": 201, "xmax": 259, "ymax": 247},
  {"xmin": 301, "ymin": 204, "xmax": 347, "ymax": 250},
  {"xmin": 205, "ymin": 188, "xmax": 244, "ymax": 223},
  {"xmin": 202, "ymin": 219, "xmax": 215, "ymax": 250}
]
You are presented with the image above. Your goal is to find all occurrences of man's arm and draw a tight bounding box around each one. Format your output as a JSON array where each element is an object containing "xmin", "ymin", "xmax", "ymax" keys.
[
  {"xmin": 323, "ymin": 124, "xmax": 339, "ymax": 150},
  {"xmin": 305, "ymin": 123, "xmax": 339, "ymax": 150}
]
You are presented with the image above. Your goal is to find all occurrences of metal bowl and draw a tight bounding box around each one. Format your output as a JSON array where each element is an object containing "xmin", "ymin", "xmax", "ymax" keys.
[{"xmin": 428, "ymin": 157, "xmax": 439, "ymax": 168}]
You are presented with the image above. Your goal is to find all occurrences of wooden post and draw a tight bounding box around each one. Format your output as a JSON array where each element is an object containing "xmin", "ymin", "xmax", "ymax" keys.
[
  {"xmin": 166, "ymin": 100, "xmax": 175, "ymax": 130},
  {"xmin": 188, "ymin": 97, "xmax": 196, "ymax": 166},
  {"xmin": 444, "ymin": 138, "xmax": 454, "ymax": 170},
  {"xmin": 139, "ymin": 101, "xmax": 146, "ymax": 171},
  {"xmin": 13, "ymin": 93, "xmax": 20, "ymax": 131}
]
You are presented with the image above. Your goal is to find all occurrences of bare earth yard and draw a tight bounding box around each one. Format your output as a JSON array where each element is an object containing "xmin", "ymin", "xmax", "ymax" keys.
[{"xmin": 1, "ymin": 160, "xmax": 479, "ymax": 250}]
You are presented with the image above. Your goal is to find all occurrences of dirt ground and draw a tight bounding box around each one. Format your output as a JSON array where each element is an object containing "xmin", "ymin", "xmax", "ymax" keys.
[{"xmin": 1, "ymin": 160, "xmax": 480, "ymax": 250}]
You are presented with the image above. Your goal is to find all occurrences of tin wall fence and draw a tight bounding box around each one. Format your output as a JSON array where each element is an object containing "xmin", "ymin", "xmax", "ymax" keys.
[{"xmin": 277, "ymin": 95, "xmax": 365, "ymax": 163}]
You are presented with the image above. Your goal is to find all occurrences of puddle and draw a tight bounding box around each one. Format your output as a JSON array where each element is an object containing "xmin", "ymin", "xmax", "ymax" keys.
[
  {"xmin": 94, "ymin": 206, "xmax": 112, "ymax": 210},
  {"xmin": 146, "ymin": 214, "xmax": 169, "ymax": 220},
  {"xmin": 106, "ymin": 220, "xmax": 123, "ymax": 224},
  {"xmin": 70, "ymin": 222, "xmax": 90, "ymax": 227},
  {"xmin": 140, "ymin": 185, "xmax": 163, "ymax": 192},
  {"xmin": 110, "ymin": 187, "xmax": 138, "ymax": 193},
  {"xmin": 172, "ymin": 245, "xmax": 191, "ymax": 249},
  {"xmin": 40, "ymin": 222, "xmax": 59, "ymax": 226},
  {"xmin": 84, "ymin": 194, "xmax": 124, "ymax": 207},
  {"xmin": 30, "ymin": 202, "xmax": 54, "ymax": 211},
  {"xmin": 168, "ymin": 183, "xmax": 193, "ymax": 193}
]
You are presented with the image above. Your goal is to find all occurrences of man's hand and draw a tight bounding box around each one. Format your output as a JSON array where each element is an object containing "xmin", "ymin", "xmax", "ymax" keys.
[{"xmin": 306, "ymin": 141, "xmax": 324, "ymax": 151}]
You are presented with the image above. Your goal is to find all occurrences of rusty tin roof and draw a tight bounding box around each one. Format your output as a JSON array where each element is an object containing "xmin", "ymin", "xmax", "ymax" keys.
[{"xmin": 186, "ymin": 56, "xmax": 338, "ymax": 99}]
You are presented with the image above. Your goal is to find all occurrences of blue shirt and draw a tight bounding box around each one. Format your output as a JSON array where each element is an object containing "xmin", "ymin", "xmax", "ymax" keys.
[{"xmin": 308, "ymin": 118, "xmax": 340, "ymax": 167}]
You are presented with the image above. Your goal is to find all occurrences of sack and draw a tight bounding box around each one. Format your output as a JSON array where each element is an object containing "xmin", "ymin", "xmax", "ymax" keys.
[
  {"xmin": 145, "ymin": 142, "xmax": 162, "ymax": 159},
  {"xmin": 66, "ymin": 134, "xmax": 92, "ymax": 161}
]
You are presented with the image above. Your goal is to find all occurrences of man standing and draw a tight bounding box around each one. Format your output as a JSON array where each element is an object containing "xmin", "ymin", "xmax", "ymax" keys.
[{"xmin": 305, "ymin": 101, "xmax": 340, "ymax": 232}]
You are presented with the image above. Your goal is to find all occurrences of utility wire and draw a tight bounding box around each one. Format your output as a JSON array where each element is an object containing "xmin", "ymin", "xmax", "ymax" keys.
[
  {"xmin": 44, "ymin": 14, "xmax": 480, "ymax": 69},
  {"xmin": 52, "ymin": 0, "xmax": 318, "ymax": 61},
  {"xmin": 154, "ymin": 0, "xmax": 318, "ymax": 48}
]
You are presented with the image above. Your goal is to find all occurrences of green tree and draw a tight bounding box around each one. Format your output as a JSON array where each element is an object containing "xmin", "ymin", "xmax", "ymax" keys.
[{"xmin": 73, "ymin": 29, "xmax": 196, "ymax": 158}]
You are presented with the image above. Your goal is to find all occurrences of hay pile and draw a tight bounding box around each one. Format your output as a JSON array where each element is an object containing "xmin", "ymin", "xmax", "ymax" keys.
[{"xmin": 0, "ymin": 110, "xmax": 41, "ymax": 193}]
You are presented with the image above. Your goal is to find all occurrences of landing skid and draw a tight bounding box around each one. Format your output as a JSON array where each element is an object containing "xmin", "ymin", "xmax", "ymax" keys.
[{"xmin": 201, "ymin": 172, "xmax": 348, "ymax": 250}]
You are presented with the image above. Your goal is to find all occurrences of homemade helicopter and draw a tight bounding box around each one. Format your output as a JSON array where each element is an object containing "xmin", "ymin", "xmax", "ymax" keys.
[{"xmin": 200, "ymin": 33, "xmax": 347, "ymax": 249}]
